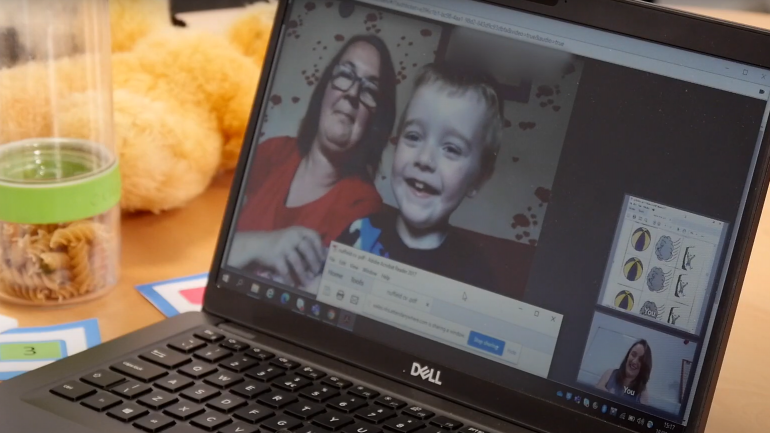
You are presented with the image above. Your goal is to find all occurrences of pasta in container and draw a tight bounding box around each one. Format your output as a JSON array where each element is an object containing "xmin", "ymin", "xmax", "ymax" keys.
[{"xmin": 0, "ymin": 0, "xmax": 120, "ymax": 306}]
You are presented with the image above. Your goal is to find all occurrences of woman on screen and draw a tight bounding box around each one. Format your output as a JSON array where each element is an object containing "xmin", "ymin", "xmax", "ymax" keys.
[
  {"xmin": 229, "ymin": 35, "xmax": 397, "ymax": 288},
  {"xmin": 596, "ymin": 339, "xmax": 653, "ymax": 405}
]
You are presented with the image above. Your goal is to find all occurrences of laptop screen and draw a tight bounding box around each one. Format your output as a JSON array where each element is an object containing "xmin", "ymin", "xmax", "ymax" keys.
[{"xmin": 221, "ymin": 0, "xmax": 770, "ymax": 431}]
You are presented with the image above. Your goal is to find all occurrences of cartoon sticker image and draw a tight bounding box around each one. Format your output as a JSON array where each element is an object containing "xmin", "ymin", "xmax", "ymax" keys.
[
  {"xmin": 639, "ymin": 300, "xmax": 665, "ymax": 320},
  {"xmin": 631, "ymin": 227, "xmax": 651, "ymax": 252},
  {"xmin": 623, "ymin": 258, "xmax": 644, "ymax": 282},
  {"xmin": 674, "ymin": 274, "xmax": 689, "ymax": 299},
  {"xmin": 614, "ymin": 290, "xmax": 635, "ymax": 311},
  {"xmin": 667, "ymin": 306, "xmax": 683, "ymax": 325},
  {"xmin": 655, "ymin": 236, "xmax": 681, "ymax": 262},
  {"xmin": 681, "ymin": 246, "xmax": 696, "ymax": 271},
  {"xmin": 646, "ymin": 267, "xmax": 673, "ymax": 293}
]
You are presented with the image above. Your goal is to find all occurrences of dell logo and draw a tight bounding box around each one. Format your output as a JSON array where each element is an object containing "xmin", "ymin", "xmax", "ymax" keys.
[{"xmin": 410, "ymin": 362, "xmax": 442, "ymax": 385}]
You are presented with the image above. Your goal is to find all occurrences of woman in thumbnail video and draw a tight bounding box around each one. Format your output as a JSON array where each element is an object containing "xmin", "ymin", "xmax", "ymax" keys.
[
  {"xmin": 229, "ymin": 35, "xmax": 397, "ymax": 288},
  {"xmin": 596, "ymin": 339, "xmax": 653, "ymax": 405}
]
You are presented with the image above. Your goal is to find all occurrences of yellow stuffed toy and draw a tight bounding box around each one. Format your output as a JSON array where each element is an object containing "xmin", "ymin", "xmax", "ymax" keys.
[{"xmin": 0, "ymin": 0, "xmax": 277, "ymax": 213}]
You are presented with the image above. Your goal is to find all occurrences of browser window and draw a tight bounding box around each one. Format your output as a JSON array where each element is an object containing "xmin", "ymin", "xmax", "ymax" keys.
[
  {"xmin": 317, "ymin": 242, "xmax": 563, "ymax": 377},
  {"xmin": 222, "ymin": 0, "xmax": 770, "ymax": 431}
]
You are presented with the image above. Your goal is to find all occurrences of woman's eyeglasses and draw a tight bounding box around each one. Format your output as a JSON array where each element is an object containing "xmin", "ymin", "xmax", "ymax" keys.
[{"xmin": 331, "ymin": 65, "xmax": 379, "ymax": 110}]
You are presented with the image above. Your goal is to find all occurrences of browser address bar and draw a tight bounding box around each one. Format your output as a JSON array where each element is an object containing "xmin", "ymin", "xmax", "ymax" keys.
[
  {"xmin": 357, "ymin": 0, "xmax": 769, "ymax": 100},
  {"xmin": 362, "ymin": 0, "xmax": 567, "ymax": 49}
]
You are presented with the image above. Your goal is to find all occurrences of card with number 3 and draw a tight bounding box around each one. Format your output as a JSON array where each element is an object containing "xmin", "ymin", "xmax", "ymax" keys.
[{"xmin": 0, "ymin": 319, "xmax": 101, "ymax": 380}]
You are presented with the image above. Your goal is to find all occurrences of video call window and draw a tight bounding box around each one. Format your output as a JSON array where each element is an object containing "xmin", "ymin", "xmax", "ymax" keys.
[
  {"xmin": 228, "ymin": 0, "xmax": 583, "ymax": 302},
  {"xmin": 574, "ymin": 196, "xmax": 729, "ymax": 419},
  {"xmin": 577, "ymin": 312, "xmax": 697, "ymax": 416},
  {"xmin": 597, "ymin": 196, "xmax": 728, "ymax": 335}
]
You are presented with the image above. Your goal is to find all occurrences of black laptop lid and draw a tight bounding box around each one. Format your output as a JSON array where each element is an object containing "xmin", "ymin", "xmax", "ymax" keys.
[{"xmin": 205, "ymin": 1, "xmax": 770, "ymax": 432}]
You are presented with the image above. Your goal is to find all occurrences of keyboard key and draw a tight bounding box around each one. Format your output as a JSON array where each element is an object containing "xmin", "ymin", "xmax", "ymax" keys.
[
  {"xmin": 112, "ymin": 359, "xmax": 168, "ymax": 382},
  {"xmin": 262, "ymin": 414, "xmax": 302, "ymax": 431},
  {"xmin": 169, "ymin": 337, "xmax": 207, "ymax": 354},
  {"xmin": 165, "ymin": 424, "xmax": 203, "ymax": 433},
  {"xmin": 354, "ymin": 406, "xmax": 395, "ymax": 424},
  {"xmin": 416, "ymin": 428, "xmax": 444, "ymax": 433},
  {"xmin": 233, "ymin": 404, "xmax": 274, "ymax": 424},
  {"xmin": 270, "ymin": 356, "xmax": 300, "ymax": 370},
  {"xmin": 179, "ymin": 362, "xmax": 218, "ymax": 379},
  {"xmin": 312, "ymin": 413, "xmax": 354, "ymax": 431},
  {"xmin": 300, "ymin": 385, "xmax": 340, "ymax": 402},
  {"xmin": 221, "ymin": 338, "xmax": 250, "ymax": 352},
  {"xmin": 257, "ymin": 390, "xmax": 298, "ymax": 409},
  {"xmin": 107, "ymin": 402, "xmax": 149, "ymax": 423},
  {"xmin": 111, "ymin": 380, "xmax": 152, "ymax": 399},
  {"xmin": 205, "ymin": 372, "xmax": 244, "ymax": 389},
  {"xmin": 457, "ymin": 428, "xmax": 488, "ymax": 433},
  {"xmin": 244, "ymin": 366, "xmax": 284, "ymax": 382},
  {"xmin": 375, "ymin": 396, "xmax": 407, "ymax": 410},
  {"xmin": 156, "ymin": 374, "xmax": 195, "ymax": 393},
  {"xmin": 429, "ymin": 416, "xmax": 463, "ymax": 430},
  {"xmin": 244, "ymin": 347, "xmax": 274, "ymax": 361},
  {"xmin": 195, "ymin": 329, "xmax": 225, "ymax": 343},
  {"xmin": 207, "ymin": 395, "xmax": 248, "ymax": 413},
  {"xmin": 220, "ymin": 356, "xmax": 259, "ymax": 373},
  {"xmin": 273, "ymin": 374, "xmax": 312, "ymax": 392},
  {"xmin": 296, "ymin": 426, "xmax": 330, "ymax": 433},
  {"xmin": 342, "ymin": 423, "xmax": 382, "ymax": 433},
  {"xmin": 285, "ymin": 401, "xmax": 326, "ymax": 420},
  {"xmin": 322, "ymin": 376, "xmax": 352, "ymax": 389},
  {"xmin": 140, "ymin": 347, "xmax": 191, "ymax": 369},
  {"xmin": 51, "ymin": 381, "xmax": 97, "ymax": 401},
  {"xmin": 181, "ymin": 384, "xmax": 221, "ymax": 403},
  {"xmin": 228, "ymin": 380, "xmax": 270, "ymax": 399},
  {"xmin": 327, "ymin": 395, "xmax": 367, "ymax": 413},
  {"xmin": 190, "ymin": 411, "xmax": 233, "ymax": 431},
  {"xmin": 218, "ymin": 421, "xmax": 260, "ymax": 433},
  {"xmin": 402, "ymin": 405, "xmax": 434, "ymax": 420},
  {"xmin": 195, "ymin": 347, "xmax": 234, "ymax": 364},
  {"xmin": 384, "ymin": 416, "xmax": 424, "ymax": 433},
  {"xmin": 81, "ymin": 392, "xmax": 122, "ymax": 412},
  {"xmin": 81, "ymin": 369, "xmax": 126, "ymax": 389},
  {"xmin": 348, "ymin": 385, "xmax": 379, "ymax": 399},
  {"xmin": 163, "ymin": 402, "xmax": 206, "ymax": 420},
  {"xmin": 138, "ymin": 390, "xmax": 179, "ymax": 410},
  {"xmin": 296, "ymin": 366, "xmax": 326, "ymax": 381},
  {"xmin": 134, "ymin": 413, "xmax": 176, "ymax": 432}
]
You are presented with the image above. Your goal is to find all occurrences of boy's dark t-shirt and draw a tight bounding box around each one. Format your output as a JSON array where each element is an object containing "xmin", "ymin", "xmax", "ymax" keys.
[{"xmin": 336, "ymin": 210, "xmax": 498, "ymax": 293}]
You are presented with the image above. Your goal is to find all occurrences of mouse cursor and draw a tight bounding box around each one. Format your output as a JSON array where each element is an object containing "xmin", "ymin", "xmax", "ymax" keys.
[{"xmin": 462, "ymin": 292, "xmax": 467, "ymax": 301}]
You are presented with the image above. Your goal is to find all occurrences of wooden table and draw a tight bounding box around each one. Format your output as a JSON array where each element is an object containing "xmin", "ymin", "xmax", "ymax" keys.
[
  {"xmin": 2, "ymin": 5, "xmax": 770, "ymax": 433},
  {"xmin": 0, "ymin": 171, "xmax": 234, "ymax": 341}
]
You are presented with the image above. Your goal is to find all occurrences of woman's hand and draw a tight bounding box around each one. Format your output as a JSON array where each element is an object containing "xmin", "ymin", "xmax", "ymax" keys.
[{"xmin": 228, "ymin": 227, "xmax": 326, "ymax": 287}]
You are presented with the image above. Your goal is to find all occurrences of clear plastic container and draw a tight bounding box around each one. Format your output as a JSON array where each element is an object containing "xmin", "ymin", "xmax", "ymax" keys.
[{"xmin": 0, "ymin": 0, "xmax": 120, "ymax": 306}]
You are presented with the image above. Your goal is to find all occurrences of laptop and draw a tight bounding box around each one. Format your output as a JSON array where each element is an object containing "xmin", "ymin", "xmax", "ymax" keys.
[{"xmin": 3, "ymin": 0, "xmax": 770, "ymax": 432}]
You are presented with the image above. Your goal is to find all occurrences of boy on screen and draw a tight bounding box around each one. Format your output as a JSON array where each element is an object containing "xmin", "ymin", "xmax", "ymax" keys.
[{"xmin": 338, "ymin": 62, "xmax": 504, "ymax": 291}]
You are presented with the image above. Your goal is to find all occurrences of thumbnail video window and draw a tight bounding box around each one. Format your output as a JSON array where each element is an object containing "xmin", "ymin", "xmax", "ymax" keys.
[
  {"xmin": 577, "ymin": 312, "xmax": 697, "ymax": 416},
  {"xmin": 597, "ymin": 196, "xmax": 726, "ymax": 334},
  {"xmin": 227, "ymin": 0, "xmax": 583, "ymax": 300}
]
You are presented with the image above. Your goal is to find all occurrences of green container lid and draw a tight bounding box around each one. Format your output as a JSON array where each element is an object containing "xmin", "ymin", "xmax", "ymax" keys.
[{"xmin": 0, "ymin": 138, "xmax": 121, "ymax": 224}]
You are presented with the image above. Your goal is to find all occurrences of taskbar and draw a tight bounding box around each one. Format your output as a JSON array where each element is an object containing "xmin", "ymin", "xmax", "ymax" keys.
[
  {"xmin": 217, "ymin": 269, "xmax": 359, "ymax": 332},
  {"xmin": 537, "ymin": 381, "xmax": 683, "ymax": 433}
]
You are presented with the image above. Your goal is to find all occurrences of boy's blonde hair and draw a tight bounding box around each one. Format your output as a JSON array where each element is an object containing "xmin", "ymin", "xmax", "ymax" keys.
[{"xmin": 397, "ymin": 62, "xmax": 504, "ymax": 185}]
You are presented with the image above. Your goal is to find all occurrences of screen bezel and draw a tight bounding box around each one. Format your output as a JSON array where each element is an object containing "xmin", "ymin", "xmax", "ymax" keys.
[{"xmin": 203, "ymin": 1, "xmax": 770, "ymax": 431}]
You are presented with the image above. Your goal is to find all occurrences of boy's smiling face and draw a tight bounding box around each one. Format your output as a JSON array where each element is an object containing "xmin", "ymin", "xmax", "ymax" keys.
[{"xmin": 391, "ymin": 82, "xmax": 487, "ymax": 231}]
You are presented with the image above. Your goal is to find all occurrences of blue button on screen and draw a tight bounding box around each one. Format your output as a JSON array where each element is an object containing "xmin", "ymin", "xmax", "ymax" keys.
[{"xmin": 467, "ymin": 331, "xmax": 505, "ymax": 356}]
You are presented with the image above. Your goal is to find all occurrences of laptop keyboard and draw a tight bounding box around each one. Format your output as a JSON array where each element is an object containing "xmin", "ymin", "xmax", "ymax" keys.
[{"xmin": 48, "ymin": 327, "xmax": 479, "ymax": 433}]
